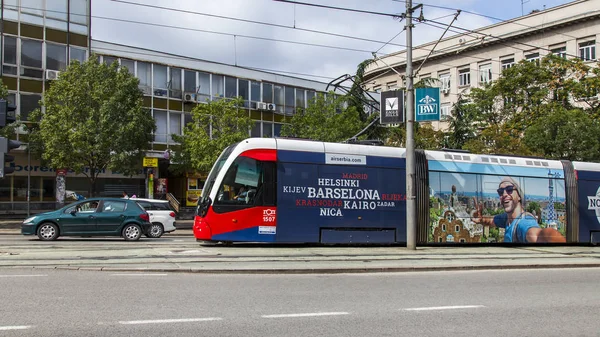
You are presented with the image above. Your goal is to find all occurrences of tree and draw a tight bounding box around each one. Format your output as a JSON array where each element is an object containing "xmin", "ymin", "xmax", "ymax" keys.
[
  {"xmin": 171, "ymin": 97, "xmax": 253, "ymax": 174},
  {"xmin": 28, "ymin": 56, "xmax": 155, "ymax": 196},
  {"xmin": 523, "ymin": 105, "xmax": 600, "ymax": 161},
  {"xmin": 280, "ymin": 92, "xmax": 365, "ymax": 143},
  {"xmin": 444, "ymin": 95, "xmax": 478, "ymax": 150}
]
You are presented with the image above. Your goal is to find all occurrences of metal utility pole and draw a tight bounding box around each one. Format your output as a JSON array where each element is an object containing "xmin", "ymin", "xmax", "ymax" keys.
[{"xmin": 405, "ymin": 0, "xmax": 416, "ymax": 250}]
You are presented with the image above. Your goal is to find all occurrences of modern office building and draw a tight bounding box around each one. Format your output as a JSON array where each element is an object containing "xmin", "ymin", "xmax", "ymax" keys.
[
  {"xmin": 363, "ymin": 0, "xmax": 599, "ymax": 129},
  {"xmin": 0, "ymin": 0, "xmax": 335, "ymax": 214}
]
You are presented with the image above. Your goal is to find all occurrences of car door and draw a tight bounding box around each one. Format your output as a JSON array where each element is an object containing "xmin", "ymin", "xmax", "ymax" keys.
[
  {"xmin": 95, "ymin": 200, "xmax": 128, "ymax": 234},
  {"xmin": 58, "ymin": 200, "xmax": 99, "ymax": 235}
]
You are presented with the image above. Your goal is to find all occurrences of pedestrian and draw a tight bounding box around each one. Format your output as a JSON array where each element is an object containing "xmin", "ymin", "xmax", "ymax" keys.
[{"xmin": 122, "ymin": 191, "xmax": 129, "ymax": 199}]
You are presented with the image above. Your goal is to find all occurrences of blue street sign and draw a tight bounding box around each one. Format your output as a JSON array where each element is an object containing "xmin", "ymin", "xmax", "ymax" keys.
[{"xmin": 415, "ymin": 88, "xmax": 440, "ymax": 122}]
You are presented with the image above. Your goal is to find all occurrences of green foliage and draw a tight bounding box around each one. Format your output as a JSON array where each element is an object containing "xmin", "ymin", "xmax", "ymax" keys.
[
  {"xmin": 280, "ymin": 92, "xmax": 365, "ymax": 143},
  {"xmin": 523, "ymin": 106, "xmax": 600, "ymax": 161},
  {"xmin": 171, "ymin": 97, "xmax": 253, "ymax": 174},
  {"xmin": 28, "ymin": 55, "xmax": 155, "ymax": 196}
]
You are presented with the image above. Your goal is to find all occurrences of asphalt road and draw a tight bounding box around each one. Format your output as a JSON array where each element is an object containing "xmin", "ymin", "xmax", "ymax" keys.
[{"xmin": 0, "ymin": 268, "xmax": 598, "ymax": 337}]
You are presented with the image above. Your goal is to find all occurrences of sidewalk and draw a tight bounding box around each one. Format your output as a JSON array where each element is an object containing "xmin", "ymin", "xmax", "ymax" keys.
[{"xmin": 1, "ymin": 232, "xmax": 599, "ymax": 274}]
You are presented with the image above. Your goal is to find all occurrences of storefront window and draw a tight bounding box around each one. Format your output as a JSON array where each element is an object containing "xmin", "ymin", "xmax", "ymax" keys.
[{"xmin": 42, "ymin": 178, "xmax": 55, "ymax": 201}]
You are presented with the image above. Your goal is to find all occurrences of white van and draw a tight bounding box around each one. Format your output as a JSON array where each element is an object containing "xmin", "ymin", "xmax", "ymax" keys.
[{"xmin": 130, "ymin": 198, "xmax": 176, "ymax": 238}]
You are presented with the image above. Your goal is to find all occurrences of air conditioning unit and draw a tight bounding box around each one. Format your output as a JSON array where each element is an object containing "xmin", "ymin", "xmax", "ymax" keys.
[
  {"xmin": 45, "ymin": 69, "xmax": 60, "ymax": 81},
  {"xmin": 256, "ymin": 102, "xmax": 267, "ymax": 110},
  {"xmin": 267, "ymin": 103, "xmax": 276, "ymax": 111},
  {"xmin": 183, "ymin": 92, "xmax": 197, "ymax": 102}
]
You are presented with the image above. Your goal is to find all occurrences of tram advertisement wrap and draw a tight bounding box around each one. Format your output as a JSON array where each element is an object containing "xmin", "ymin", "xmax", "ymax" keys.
[
  {"xmin": 428, "ymin": 166, "xmax": 567, "ymax": 244},
  {"xmin": 276, "ymin": 162, "xmax": 406, "ymax": 242}
]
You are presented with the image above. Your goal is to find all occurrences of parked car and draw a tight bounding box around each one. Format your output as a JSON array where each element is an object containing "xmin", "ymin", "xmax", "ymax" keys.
[
  {"xmin": 129, "ymin": 198, "xmax": 177, "ymax": 238},
  {"xmin": 21, "ymin": 198, "xmax": 151, "ymax": 241}
]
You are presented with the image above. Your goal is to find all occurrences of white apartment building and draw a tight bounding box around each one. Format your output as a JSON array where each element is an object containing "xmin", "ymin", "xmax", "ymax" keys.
[{"xmin": 363, "ymin": 0, "xmax": 599, "ymax": 127}]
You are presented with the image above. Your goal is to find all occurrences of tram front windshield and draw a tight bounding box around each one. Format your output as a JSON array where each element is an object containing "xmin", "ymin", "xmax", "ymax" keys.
[{"xmin": 200, "ymin": 143, "xmax": 238, "ymax": 201}]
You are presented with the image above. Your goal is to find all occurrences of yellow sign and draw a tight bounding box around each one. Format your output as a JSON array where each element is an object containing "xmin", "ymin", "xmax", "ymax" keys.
[
  {"xmin": 143, "ymin": 157, "xmax": 158, "ymax": 167},
  {"xmin": 186, "ymin": 190, "xmax": 201, "ymax": 206}
]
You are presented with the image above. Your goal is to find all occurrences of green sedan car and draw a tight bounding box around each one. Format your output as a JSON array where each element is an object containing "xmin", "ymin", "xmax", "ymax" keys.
[{"xmin": 21, "ymin": 198, "xmax": 152, "ymax": 241}]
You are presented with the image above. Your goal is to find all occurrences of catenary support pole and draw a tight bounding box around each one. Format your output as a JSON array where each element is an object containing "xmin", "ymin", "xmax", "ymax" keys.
[{"xmin": 405, "ymin": 0, "xmax": 416, "ymax": 250}]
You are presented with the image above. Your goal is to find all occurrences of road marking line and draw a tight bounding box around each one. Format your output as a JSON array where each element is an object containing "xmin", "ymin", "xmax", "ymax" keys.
[
  {"xmin": 110, "ymin": 273, "xmax": 168, "ymax": 276},
  {"xmin": 0, "ymin": 275, "xmax": 47, "ymax": 278},
  {"xmin": 262, "ymin": 312, "xmax": 350, "ymax": 318},
  {"xmin": 0, "ymin": 326, "xmax": 32, "ymax": 331},
  {"xmin": 119, "ymin": 318, "xmax": 222, "ymax": 325},
  {"xmin": 403, "ymin": 305, "xmax": 485, "ymax": 311}
]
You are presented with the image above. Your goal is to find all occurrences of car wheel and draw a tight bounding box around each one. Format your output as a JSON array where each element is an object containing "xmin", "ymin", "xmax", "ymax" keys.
[
  {"xmin": 122, "ymin": 224, "xmax": 142, "ymax": 241},
  {"xmin": 145, "ymin": 223, "xmax": 164, "ymax": 238},
  {"xmin": 37, "ymin": 223, "xmax": 59, "ymax": 241}
]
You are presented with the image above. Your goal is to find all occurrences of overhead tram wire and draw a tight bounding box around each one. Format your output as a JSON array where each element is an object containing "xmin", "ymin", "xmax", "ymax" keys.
[
  {"xmin": 272, "ymin": 0, "xmax": 404, "ymax": 18},
  {"xmin": 91, "ymin": 45, "xmax": 337, "ymax": 81},
  {"xmin": 109, "ymin": 0, "xmax": 407, "ymax": 48},
  {"xmin": 424, "ymin": 18, "xmax": 583, "ymax": 60},
  {"xmin": 411, "ymin": 1, "xmax": 582, "ymax": 41}
]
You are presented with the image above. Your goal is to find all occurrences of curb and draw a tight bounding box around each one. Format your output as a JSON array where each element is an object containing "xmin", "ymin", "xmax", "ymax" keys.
[{"xmin": 3, "ymin": 263, "xmax": 600, "ymax": 274}]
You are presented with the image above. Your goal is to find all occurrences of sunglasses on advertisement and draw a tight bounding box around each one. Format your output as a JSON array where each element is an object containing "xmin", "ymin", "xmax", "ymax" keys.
[{"xmin": 497, "ymin": 185, "xmax": 515, "ymax": 196}]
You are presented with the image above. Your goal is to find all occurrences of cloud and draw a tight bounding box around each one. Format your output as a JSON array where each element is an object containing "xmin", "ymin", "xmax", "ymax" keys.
[{"xmin": 90, "ymin": 0, "xmax": 567, "ymax": 82}]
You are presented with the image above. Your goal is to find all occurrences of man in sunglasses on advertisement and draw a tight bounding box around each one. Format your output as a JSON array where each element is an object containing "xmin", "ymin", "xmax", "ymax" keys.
[{"xmin": 473, "ymin": 177, "xmax": 566, "ymax": 243}]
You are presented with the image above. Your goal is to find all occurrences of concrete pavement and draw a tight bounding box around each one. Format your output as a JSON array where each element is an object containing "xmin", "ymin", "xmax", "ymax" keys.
[{"xmin": 1, "ymin": 223, "xmax": 599, "ymax": 273}]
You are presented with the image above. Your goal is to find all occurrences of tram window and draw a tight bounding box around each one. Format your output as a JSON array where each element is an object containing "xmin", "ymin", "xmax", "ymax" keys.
[{"xmin": 215, "ymin": 156, "xmax": 263, "ymax": 206}]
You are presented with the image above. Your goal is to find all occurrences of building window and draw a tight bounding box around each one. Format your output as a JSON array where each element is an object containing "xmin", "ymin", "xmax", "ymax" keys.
[
  {"xmin": 439, "ymin": 73, "xmax": 450, "ymax": 91},
  {"xmin": 501, "ymin": 58, "xmax": 515, "ymax": 71},
  {"xmin": 183, "ymin": 70, "xmax": 196, "ymax": 94},
  {"xmin": 455, "ymin": 225, "xmax": 460, "ymax": 232},
  {"xmin": 550, "ymin": 46, "xmax": 567, "ymax": 59},
  {"xmin": 479, "ymin": 64, "xmax": 492, "ymax": 84},
  {"xmin": 120, "ymin": 59, "xmax": 135, "ymax": 76},
  {"xmin": 579, "ymin": 41, "xmax": 596, "ymax": 61},
  {"xmin": 3, "ymin": 36, "xmax": 18, "ymax": 76},
  {"xmin": 263, "ymin": 121, "xmax": 273, "ymax": 138},
  {"xmin": 274, "ymin": 123, "xmax": 283, "ymax": 137},
  {"xmin": 251, "ymin": 121, "xmax": 261, "ymax": 137},
  {"xmin": 239, "ymin": 79, "xmax": 250, "ymax": 106},
  {"xmin": 212, "ymin": 75, "xmax": 224, "ymax": 100},
  {"xmin": 250, "ymin": 81, "xmax": 261, "ymax": 104},
  {"xmin": 69, "ymin": 47, "xmax": 87, "ymax": 64},
  {"xmin": 21, "ymin": 38, "xmax": 43, "ymax": 79},
  {"xmin": 153, "ymin": 64, "xmax": 168, "ymax": 97},
  {"xmin": 440, "ymin": 104, "xmax": 451, "ymax": 120},
  {"xmin": 20, "ymin": 93, "xmax": 42, "ymax": 122},
  {"xmin": 137, "ymin": 62, "xmax": 151, "ymax": 95},
  {"xmin": 525, "ymin": 52, "xmax": 540, "ymax": 63},
  {"xmin": 307, "ymin": 91, "xmax": 316, "ymax": 105},
  {"xmin": 198, "ymin": 72, "xmax": 210, "ymax": 102},
  {"xmin": 69, "ymin": 0, "xmax": 88, "ymax": 25},
  {"xmin": 169, "ymin": 112, "xmax": 182, "ymax": 143},
  {"xmin": 296, "ymin": 89, "xmax": 305, "ymax": 111},
  {"xmin": 153, "ymin": 109, "xmax": 168, "ymax": 143},
  {"xmin": 262, "ymin": 83, "xmax": 273, "ymax": 103},
  {"xmin": 103, "ymin": 56, "xmax": 118, "ymax": 66},
  {"xmin": 274, "ymin": 85, "xmax": 284, "ymax": 114},
  {"xmin": 225, "ymin": 76, "xmax": 237, "ymax": 99},
  {"xmin": 46, "ymin": 43, "xmax": 67, "ymax": 71},
  {"xmin": 169, "ymin": 68, "xmax": 182, "ymax": 99},
  {"xmin": 285, "ymin": 86, "xmax": 295, "ymax": 115},
  {"xmin": 458, "ymin": 68, "xmax": 470, "ymax": 87}
]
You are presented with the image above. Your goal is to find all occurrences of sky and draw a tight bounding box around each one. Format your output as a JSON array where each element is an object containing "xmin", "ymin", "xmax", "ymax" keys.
[{"xmin": 91, "ymin": 0, "xmax": 574, "ymax": 83}]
